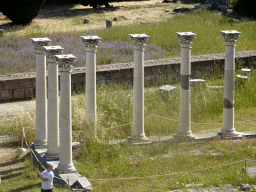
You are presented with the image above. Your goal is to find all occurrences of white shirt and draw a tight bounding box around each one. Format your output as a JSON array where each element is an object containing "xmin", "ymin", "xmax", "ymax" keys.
[{"xmin": 40, "ymin": 170, "xmax": 54, "ymax": 189}]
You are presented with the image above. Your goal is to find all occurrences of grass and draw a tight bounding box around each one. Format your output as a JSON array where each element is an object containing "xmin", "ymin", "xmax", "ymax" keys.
[
  {"xmin": 1, "ymin": 9, "xmax": 256, "ymax": 74},
  {"xmin": 73, "ymin": 138, "xmax": 256, "ymax": 191},
  {"xmin": 1, "ymin": 67, "xmax": 256, "ymax": 191},
  {"xmin": 0, "ymin": 150, "xmax": 69, "ymax": 191}
]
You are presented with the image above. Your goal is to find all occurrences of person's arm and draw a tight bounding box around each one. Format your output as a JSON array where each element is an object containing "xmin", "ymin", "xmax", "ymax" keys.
[
  {"xmin": 39, "ymin": 176, "xmax": 49, "ymax": 181},
  {"xmin": 38, "ymin": 171, "xmax": 49, "ymax": 182}
]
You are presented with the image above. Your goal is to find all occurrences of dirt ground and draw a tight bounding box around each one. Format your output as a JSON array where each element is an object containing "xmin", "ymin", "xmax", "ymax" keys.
[{"xmin": 0, "ymin": 0, "xmax": 196, "ymax": 35}]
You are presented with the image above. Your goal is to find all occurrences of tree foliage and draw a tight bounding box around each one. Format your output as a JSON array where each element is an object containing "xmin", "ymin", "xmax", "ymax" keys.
[
  {"xmin": 1, "ymin": 0, "xmax": 46, "ymax": 25},
  {"xmin": 233, "ymin": 0, "xmax": 256, "ymax": 19}
]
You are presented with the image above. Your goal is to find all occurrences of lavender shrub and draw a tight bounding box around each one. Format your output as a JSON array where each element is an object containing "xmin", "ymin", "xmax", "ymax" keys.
[{"xmin": 0, "ymin": 32, "xmax": 168, "ymax": 75}]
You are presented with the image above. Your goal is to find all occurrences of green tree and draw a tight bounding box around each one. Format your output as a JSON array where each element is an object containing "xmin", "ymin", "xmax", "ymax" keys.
[
  {"xmin": 233, "ymin": 0, "xmax": 256, "ymax": 19},
  {"xmin": 1, "ymin": 0, "xmax": 46, "ymax": 25}
]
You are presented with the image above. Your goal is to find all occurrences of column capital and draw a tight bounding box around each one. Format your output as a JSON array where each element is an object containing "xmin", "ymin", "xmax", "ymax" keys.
[
  {"xmin": 81, "ymin": 36, "xmax": 101, "ymax": 49},
  {"xmin": 129, "ymin": 34, "xmax": 150, "ymax": 47},
  {"xmin": 55, "ymin": 54, "xmax": 76, "ymax": 72},
  {"xmin": 31, "ymin": 38, "xmax": 51, "ymax": 51},
  {"xmin": 176, "ymin": 32, "xmax": 196, "ymax": 44},
  {"xmin": 221, "ymin": 30, "xmax": 241, "ymax": 43},
  {"xmin": 43, "ymin": 46, "xmax": 64, "ymax": 62}
]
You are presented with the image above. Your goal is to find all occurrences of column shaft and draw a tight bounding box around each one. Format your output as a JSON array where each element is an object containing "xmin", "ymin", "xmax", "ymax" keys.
[
  {"xmin": 81, "ymin": 36, "xmax": 101, "ymax": 140},
  {"xmin": 131, "ymin": 47, "xmax": 145, "ymax": 138},
  {"xmin": 46, "ymin": 62, "xmax": 59, "ymax": 159},
  {"xmin": 55, "ymin": 54, "xmax": 77, "ymax": 174},
  {"xmin": 128, "ymin": 34, "xmax": 149, "ymax": 143},
  {"xmin": 35, "ymin": 50, "xmax": 48, "ymax": 148},
  {"xmin": 31, "ymin": 37, "xmax": 51, "ymax": 149},
  {"xmin": 219, "ymin": 30, "xmax": 241, "ymax": 137},
  {"xmin": 85, "ymin": 48, "xmax": 97, "ymax": 138},
  {"xmin": 177, "ymin": 43, "xmax": 193, "ymax": 137},
  {"xmin": 175, "ymin": 32, "xmax": 196, "ymax": 139}
]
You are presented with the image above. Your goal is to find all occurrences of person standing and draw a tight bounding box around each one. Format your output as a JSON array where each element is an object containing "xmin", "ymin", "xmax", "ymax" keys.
[{"xmin": 37, "ymin": 163, "xmax": 54, "ymax": 192}]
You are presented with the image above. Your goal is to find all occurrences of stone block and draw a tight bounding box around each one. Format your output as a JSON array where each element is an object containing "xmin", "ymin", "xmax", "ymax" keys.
[
  {"xmin": 106, "ymin": 20, "xmax": 112, "ymax": 28},
  {"xmin": 98, "ymin": 71, "xmax": 111, "ymax": 80},
  {"xmin": 24, "ymin": 88, "xmax": 35, "ymax": 99},
  {"xmin": 174, "ymin": 7, "xmax": 190, "ymax": 13},
  {"xmin": 241, "ymin": 68, "xmax": 251, "ymax": 76},
  {"xmin": 159, "ymin": 85, "xmax": 176, "ymax": 93},
  {"xmin": 19, "ymin": 79, "xmax": 35, "ymax": 88},
  {"xmin": 194, "ymin": 4, "xmax": 212, "ymax": 9},
  {"xmin": 110, "ymin": 70, "xmax": 121, "ymax": 80},
  {"xmin": 3, "ymin": 79, "xmax": 19, "ymax": 89},
  {"xmin": 121, "ymin": 69, "xmax": 133, "ymax": 79},
  {"xmin": 71, "ymin": 73, "xmax": 85, "ymax": 84},
  {"xmin": 74, "ymin": 82, "xmax": 84, "ymax": 92},
  {"xmin": 240, "ymin": 184, "xmax": 251, "ymax": 191},
  {"xmin": 83, "ymin": 19, "xmax": 90, "ymax": 24},
  {"xmin": 0, "ymin": 89, "xmax": 12, "ymax": 101},
  {"xmin": 0, "ymin": 81, "xmax": 4, "ymax": 90},
  {"xmin": 13, "ymin": 89, "xmax": 25, "ymax": 99},
  {"xmin": 190, "ymin": 79, "xmax": 206, "ymax": 87}
]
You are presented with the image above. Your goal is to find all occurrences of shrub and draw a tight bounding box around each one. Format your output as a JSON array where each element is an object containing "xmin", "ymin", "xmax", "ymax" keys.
[
  {"xmin": 233, "ymin": 0, "xmax": 256, "ymax": 19},
  {"xmin": 1, "ymin": 0, "xmax": 46, "ymax": 25}
]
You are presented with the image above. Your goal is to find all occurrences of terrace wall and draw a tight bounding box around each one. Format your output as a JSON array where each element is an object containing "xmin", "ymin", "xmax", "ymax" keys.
[{"xmin": 0, "ymin": 50, "xmax": 255, "ymax": 103}]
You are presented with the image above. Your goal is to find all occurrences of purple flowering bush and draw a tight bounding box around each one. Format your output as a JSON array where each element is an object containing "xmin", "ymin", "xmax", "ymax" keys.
[{"xmin": 0, "ymin": 32, "xmax": 167, "ymax": 75}]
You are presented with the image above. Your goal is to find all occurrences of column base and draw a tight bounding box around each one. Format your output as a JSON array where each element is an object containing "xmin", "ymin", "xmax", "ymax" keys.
[
  {"xmin": 56, "ymin": 163, "xmax": 77, "ymax": 174},
  {"xmin": 174, "ymin": 133, "xmax": 195, "ymax": 140},
  {"xmin": 34, "ymin": 140, "xmax": 47, "ymax": 149},
  {"xmin": 217, "ymin": 131, "xmax": 242, "ymax": 139},
  {"xmin": 44, "ymin": 152, "xmax": 59, "ymax": 161},
  {"xmin": 128, "ymin": 135, "xmax": 151, "ymax": 144}
]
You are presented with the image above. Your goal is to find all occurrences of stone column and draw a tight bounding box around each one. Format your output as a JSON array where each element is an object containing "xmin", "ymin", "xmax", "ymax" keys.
[
  {"xmin": 31, "ymin": 38, "xmax": 51, "ymax": 149},
  {"xmin": 43, "ymin": 46, "xmax": 64, "ymax": 160},
  {"xmin": 56, "ymin": 54, "xmax": 77, "ymax": 174},
  {"xmin": 81, "ymin": 36, "xmax": 101, "ymax": 139},
  {"xmin": 128, "ymin": 34, "xmax": 150, "ymax": 143},
  {"xmin": 175, "ymin": 32, "xmax": 196, "ymax": 139},
  {"xmin": 218, "ymin": 30, "xmax": 242, "ymax": 138}
]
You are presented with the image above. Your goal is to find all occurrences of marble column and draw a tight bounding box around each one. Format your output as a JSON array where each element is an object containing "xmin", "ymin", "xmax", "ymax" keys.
[
  {"xmin": 31, "ymin": 38, "xmax": 51, "ymax": 149},
  {"xmin": 56, "ymin": 54, "xmax": 77, "ymax": 174},
  {"xmin": 43, "ymin": 46, "xmax": 64, "ymax": 160},
  {"xmin": 218, "ymin": 30, "xmax": 242, "ymax": 138},
  {"xmin": 175, "ymin": 32, "xmax": 196, "ymax": 139},
  {"xmin": 128, "ymin": 34, "xmax": 150, "ymax": 143},
  {"xmin": 81, "ymin": 36, "xmax": 101, "ymax": 139}
]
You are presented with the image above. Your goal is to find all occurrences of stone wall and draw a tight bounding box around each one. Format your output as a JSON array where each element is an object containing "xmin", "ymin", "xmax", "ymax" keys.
[{"xmin": 0, "ymin": 50, "xmax": 255, "ymax": 103}]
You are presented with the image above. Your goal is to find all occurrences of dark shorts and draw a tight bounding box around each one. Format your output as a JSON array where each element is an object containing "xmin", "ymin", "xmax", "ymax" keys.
[{"xmin": 41, "ymin": 189, "xmax": 52, "ymax": 192}]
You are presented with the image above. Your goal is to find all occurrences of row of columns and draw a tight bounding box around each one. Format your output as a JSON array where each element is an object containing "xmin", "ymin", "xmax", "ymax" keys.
[
  {"xmin": 31, "ymin": 38, "xmax": 77, "ymax": 173},
  {"xmin": 31, "ymin": 30, "xmax": 241, "ymax": 173}
]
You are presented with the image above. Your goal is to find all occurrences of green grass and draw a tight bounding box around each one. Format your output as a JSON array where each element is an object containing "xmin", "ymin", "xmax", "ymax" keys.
[
  {"xmin": 73, "ymin": 137, "xmax": 256, "ymax": 191},
  {"xmin": 90, "ymin": 9, "xmax": 256, "ymax": 57},
  {"xmin": 0, "ymin": 151, "xmax": 69, "ymax": 192}
]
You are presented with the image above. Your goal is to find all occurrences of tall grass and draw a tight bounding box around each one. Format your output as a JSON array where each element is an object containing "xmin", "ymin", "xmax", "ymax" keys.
[{"xmin": 2, "ymin": 67, "xmax": 256, "ymax": 143}]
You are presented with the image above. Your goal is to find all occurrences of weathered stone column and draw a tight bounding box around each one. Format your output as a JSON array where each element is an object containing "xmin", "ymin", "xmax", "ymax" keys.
[
  {"xmin": 43, "ymin": 46, "xmax": 64, "ymax": 160},
  {"xmin": 128, "ymin": 34, "xmax": 150, "ymax": 143},
  {"xmin": 175, "ymin": 32, "xmax": 196, "ymax": 139},
  {"xmin": 31, "ymin": 38, "xmax": 51, "ymax": 149},
  {"xmin": 218, "ymin": 30, "xmax": 242, "ymax": 138},
  {"xmin": 56, "ymin": 54, "xmax": 77, "ymax": 174},
  {"xmin": 81, "ymin": 36, "xmax": 101, "ymax": 139}
]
